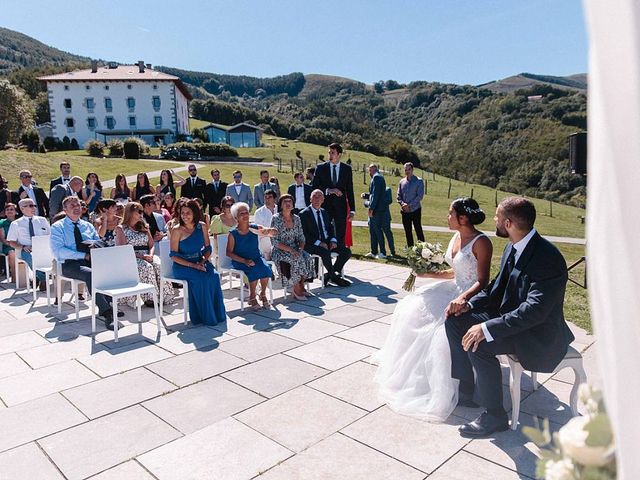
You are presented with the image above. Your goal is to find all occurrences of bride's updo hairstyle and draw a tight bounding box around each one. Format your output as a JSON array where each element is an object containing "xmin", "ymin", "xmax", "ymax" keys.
[{"xmin": 451, "ymin": 197, "xmax": 485, "ymax": 225}]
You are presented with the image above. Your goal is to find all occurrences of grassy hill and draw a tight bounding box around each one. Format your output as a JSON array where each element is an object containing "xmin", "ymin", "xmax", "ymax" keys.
[{"xmin": 479, "ymin": 72, "xmax": 587, "ymax": 94}]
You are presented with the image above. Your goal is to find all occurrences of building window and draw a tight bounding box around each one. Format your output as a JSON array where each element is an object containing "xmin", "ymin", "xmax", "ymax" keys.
[
  {"xmin": 64, "ymin": 98, "xmax": 72, "ymax": 110},
  {"xmin": 126, "ymin": 97, "xmax": 136, "ymax": 111},
  {"xmin": 65, "ymin": 118, "xmax": 75, "ymax": 129},
  {"xmin": 87, "ymin": 117, "xmax": 96, "ymax": 130},
  {"xmin": 153, "ymin": 84, "xmax": 158, "ymax": 90},
  {"xmin": 104, "ymin": 97, "xmax": 112, "ymax": 112},
  {"xmin": 85, "ymin": 85, "xmax": 91, "ymax": 90},
  {"xmin": 64, "ymin": 85, "xmax": 69, "ymax": 91},
  {"xmin": 129, "ymin": 116, "xmax": 136, "ymax": 127},
  {"xmin": 104, "ymin": 85, "xmax": 109, "ymax": 90},
  {"xmin": 85, "ymin": 98, "xmax": 95, "ymax": 112},
  {"xmin": 154, "ymin": 116, "xmax": 162, "ymax": 128},
  {"xmin": 106, "ymin": 117, "xmax": 115, "ymax": 130},
  {"xmin": 127, "ymin": 84, "xmax": 132, "ymax": 90},
  {"xmin": 152, "ymin": 96, "xmax": 161, "ymax": 111}
]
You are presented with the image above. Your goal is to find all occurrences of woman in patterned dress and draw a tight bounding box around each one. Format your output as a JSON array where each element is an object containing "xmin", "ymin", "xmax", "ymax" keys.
[
  {"xmin": 270, "ymin": 194, "xmax": 315, "ymax": 300},
  {"xmin": 115, "ymin": 202, "xmax": 175, "ymax": 308}
]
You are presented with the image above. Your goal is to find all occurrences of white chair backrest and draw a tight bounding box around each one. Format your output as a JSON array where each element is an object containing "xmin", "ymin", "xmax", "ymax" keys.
[
  {"xmin": 31, "ymin": 235, "xmax": 53, "ymax": 270},
  {"xmin": 91, "ymin": 245, "xmax": 139, "ymax": 290},
  {"xmin": 216, "ymin": 233, "xmax": 233, "ymax": 269},
  {"xmin": 158, "ymin": 238, "xmax": 173, "ymax": 279}
]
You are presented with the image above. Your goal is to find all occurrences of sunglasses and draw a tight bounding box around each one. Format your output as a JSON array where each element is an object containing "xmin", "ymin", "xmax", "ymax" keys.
[
  {"xmin": 223, "ymin": 204, "xmax": 233, "ymax": 208},
  {"xmin": 21, "ymin": 175, "xmax": 33, "ymax": 178},
  {"xmin": 233, "ymin": 175, "xmax": 242, "ymax": 179},
  {"xmin": 23, "ymin": 204, "xmax": 36, "ymax": 208}
]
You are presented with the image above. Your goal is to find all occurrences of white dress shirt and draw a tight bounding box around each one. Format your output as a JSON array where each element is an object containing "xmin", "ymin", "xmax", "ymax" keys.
[
  {"xmin": 234, "ymin": 184, "xmax": 242, "ymax": 195},
  {"xmin": 310, "ymin": 206, "xmax": 336, "ymax": 245},
  {"xmin": 294, "ymin": 184, "xmax": 306, "ymax": 209},
  {"xmin": 481, "ymin": 228, "xmax": 537, "ymax": 342},
  {"xmin": 6, "ymin": 215, "xmax": 51, "ymax": 247}
]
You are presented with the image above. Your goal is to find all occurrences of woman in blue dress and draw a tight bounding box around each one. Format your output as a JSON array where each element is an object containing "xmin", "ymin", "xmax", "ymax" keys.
[
  {"xmin": 226, "ymin": 202, "xmax": 276, "ymax": 309},
  {"xmin": 170, "ymin": 199, "xmax": 226, "ymax": 325}
]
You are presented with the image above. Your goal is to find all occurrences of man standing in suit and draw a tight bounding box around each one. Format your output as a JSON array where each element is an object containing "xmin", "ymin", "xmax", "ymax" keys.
[
  {"xmin": 13, "ymin": 170, "xmax": 49, "ymax": 219},
  {"xmin": 300, "ymin": 189, "xmax": 351, "ymax": 287},
  {"xmin": 362, "ymin": 164, "xmax": 395, "ymax": 258},
  {"xmin": 49, "ymin": 162, "xmax": 72, "ymax": 193},
  {"xmin": 180, "ymin": 164, "xmax": 206, "ymax": 201},
  {"xmin": 225, "ymin": 170, "xmax": 253, "ymax": 209},
  {"xmin": 254, "ymin": 170, "xmax": 278, "ymax": 209},
  {"xmin": 204, "ymin": 169, "xmax": 228, "ymax": 216},
  {"xmin": 288, "ymin": 172, "xmax": 312, "ymax": 215},
  {"xmin": 50, "ymin": 176, "xmax": 83, "ymax": 220},
  {"xmin": 311, "ymin": 143, "xmax": 355, "ymax": 246},
  {"xmin": 445, "ymin": 197, "xmax": 573, "ymax": 436}
]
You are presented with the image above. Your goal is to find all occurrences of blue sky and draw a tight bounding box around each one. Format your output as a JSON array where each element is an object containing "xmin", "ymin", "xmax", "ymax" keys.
[{"xmin": 2, "ymin": 0, "xmax": 587, "ymax": 85}]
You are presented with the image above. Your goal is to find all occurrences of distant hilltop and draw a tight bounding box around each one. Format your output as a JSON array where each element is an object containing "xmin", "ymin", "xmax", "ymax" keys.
[{"xmin": 478, "ymin": 72, "xmax": 587, "ymax": 93}]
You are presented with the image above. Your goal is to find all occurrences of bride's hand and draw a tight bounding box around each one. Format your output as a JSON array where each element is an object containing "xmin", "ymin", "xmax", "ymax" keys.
[{"xmin": 446, "ymin": 296, "xmax": 470, "ymax": 317}]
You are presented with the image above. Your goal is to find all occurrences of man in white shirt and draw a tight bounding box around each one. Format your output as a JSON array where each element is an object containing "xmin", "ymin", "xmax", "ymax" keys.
[
  {"xmin": 7, "ymin": 198, "xmax": 51, "ymax": 289},
  {"xmin": 253, "ymin": 189, "xmax": 277, "ymax": 260},
  {"xmin": 49, "ymin": 162, "xmax": 72, "ymax": 193},
  {"xmin": 287, "ymin": 172, "xmax": 312, "ymax": 215}
]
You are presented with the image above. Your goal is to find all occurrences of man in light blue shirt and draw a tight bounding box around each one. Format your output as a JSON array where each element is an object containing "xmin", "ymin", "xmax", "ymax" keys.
[
  {"xmin": 396, "ymin": 162, "xmax": 425, "ymax": 247},
  {"xmin": 50, "ymin": 195, "xmax": 122, "ymax": 329}
]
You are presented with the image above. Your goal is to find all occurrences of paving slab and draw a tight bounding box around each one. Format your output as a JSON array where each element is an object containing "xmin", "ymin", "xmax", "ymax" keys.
[
  {"xmin": 316, "ymin": 304, "xmax": 387, "ymax": 327},
  {"xmin": 0, "ymin": 331, "xmax": 49, "ymax": 355},
  {"xmin": 143, "ymin": 375, "xmax": 264, "ymax": 434},
  {"xmin": 0, "ymin": 359, "xmax": 98, "ymax": 406},
  {"xmin": 222, "ymin": 353, "xmax": 329, "ymax": 398},
  {"xmin": 341, "ymin": 406, "xmax": 469, "ymax": 474},
  {"xmin": 89, "ymin": 460, "xmax": 156, "ymax": 479},
  {"xmin": 18, "ymin": 335, "xmax": 107, "ymax": 369},
  {"xmin": 334, "ymin": 321, "xmax": 390, "ymax": 349},
  {"xmin": 429, "ymin": 450, "xmax": 524, "ymax": 479},
  {"xmin": 212, "ymin": 313, "xmax": 291, "ymax": 337},
  {"xmin": 252, "ymin": 302, "xmax": 325, "ymax": 322},
  {"xmin": 0, "ymin": 352, "xmax": 31, "ymax": 379},
  {"xmin": 145, "ymin": 347, "xmax": 246, "ymax": 387},
  {"xmin": 258, "ymin": 432, "xmax": 425, "ymax": 480},
  {"xmin": 218, "ymin": 330, "xmax": 302, "ymax": 362},
  {"xmin": 63, "ymin": 367, "xmax": 176, "ymax": 419},
  {"xmin": 138, "ymin": 417, "xmax": 292, "ymax": 480},
  {"xmin": 353, "ymin": 296, "xmax": 402, "ymax": 314},
  {"xmin": 308, "ymin": 361, "xmax": 385, "ymax": 411},
  {"xmin": 235, "ymin": 385, "xmax": 366, "ymax": 453},
  {"xmin": 285, "ymin": 336, "xmax": 377, "ymax": 371},
  {"xmin": 0, "ymin": 442, "xmax": 64, "ymax": 480},
  {"xmin": 0, "ymin": 393, "xmax": 87, "ymax": 452},
  {"xmin": 39, "ymin": 405, "xmax": 181, "ymax": 480},
  {"xmin": 36, "ymin": 318, "xmax": 107, "ymax": 342},
  {"xmin": 153, "ymin": 325, "xmax": 233, "ymax": 355},
  {"xmin": 520, "ymin": 379, "xmax": 582, "ymax": 425},
  {"xmin": 269, "ymin": 316, "xmax": 348, "ymax": 343},
  {"xmin": 78, "ymin": 340, "xmax": 173, "ymax": 377},
  {"xmin": 0, "ymin": 314, "xmax": 57, "ymax": 338},
  {"xmin": 291, "ymin": 292, "xmax": 359, "ymax": 310}
]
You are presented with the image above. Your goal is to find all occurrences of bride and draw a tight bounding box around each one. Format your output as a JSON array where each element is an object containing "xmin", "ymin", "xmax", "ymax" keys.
[{"xmin": 373, "ymin": 197, "xmax": 493, "ymax": 421}]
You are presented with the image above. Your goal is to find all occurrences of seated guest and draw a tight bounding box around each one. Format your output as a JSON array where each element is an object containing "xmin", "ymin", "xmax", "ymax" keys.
[
  {"xmin": 50, "ymin": 176, "xmax": 83, "ymax": 220},
  {"xmin": 93, "ymin": 199, "xmax": 120, "ymax": 247},
  {"xmin": 253, "ymin": 189, "xmax": 277, "ymax": 260},
  {"xmin": 139, "ymin": 195, "xmax": 166, "ymax": 246},
  {"xmin": 110, "ymin": 174, "xmax": 131, "ymax": 201},
  {"xmin": 194, "ymin": 197, "xmax": 209, "ymax": 229},
  {"xmin": 300, "ymin": 190, "xmax": 351, "ymax": 287},
  {"xmin": 50, "ymin": 196, "xmax": 122, "ymax": 329},
  {"xmin": 287, "ymin": 172, "xmax": 312, "ymax": 215},
  {"xmin": 166, "ymin": 197, "xmax": 188, "ymax": 237},
  {"xmin": 115, "ymin": 202, "xmax": 175, "ymax": 308},
  {"xmin": 170, "ymin": 199, "xmax": 226, "ymax": 325},
  {"xmin": 13, "ymin": 170, "xmax": 49, "ymax": 218},
  {"xmin": 7, "ymin": 198, "xmax": 51, "ymax": 290},
  {"xmin": 132, "ymin": 173, "xmax": 155, "ymax": 201},
  {"xmin": 82, "ymin": 172, "xmax": 103, "ymax": 214},
  {"xmin": 209, "ymin": 196, "xmax": 236, "ymax": 236},
  {"xmin": 270, "ymin": 194, "xmax": 315, "ymax": 300},
  {"xmin": 226, "ymin": 202, "xmax": 276, "ymax": 309},
  {"xmin": 161, "ymin": 192, "xmax": 175, "ymax": 222},
  {"xmin": 0, "ymin": 203, "xmax": 18, "ymax": 281}
]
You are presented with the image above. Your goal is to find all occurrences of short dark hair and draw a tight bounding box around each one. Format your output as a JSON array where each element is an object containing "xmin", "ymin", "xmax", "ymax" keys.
[
  {"xmin": 277, "ymin": 193, "xmax": 294, "ymax": 211},
  {"xmin": 95, "ymin": 198, "xmax": 116, "ymax": 214},
  {"xmin": 500, "ymin": 197, "xmax": 536, "ymax": 230},
  {"xmin": 260, "ymin": 170, "xmax": 269, "ymax": 176},
  {"xmin": 59, "ymin": 162, "xmax": 70, "ymax": 169},
  {"xmin": 210, "ymin": 169, "xmax": 220, "ymax": 176},
  {"xmin": 139, "ymin": 194, "xmax": 156, "ymax": 207},
  {"xmin": 264, "ymin": 189, "xmax": 276, "ymax": 200},
  {"xmin": 233, "ymin": 170, "xmax": 242, "ymax": 176},
  {"xmin": 294, "ymin": 172, "xmax": 303, "ymax": 179},
  {"xmin": 328, "ymin": 142, "xmax": 343, "ymax": 154},
  {"xmin": 305, "ymin": 167, "xmax": 315, "ymax": 175}
]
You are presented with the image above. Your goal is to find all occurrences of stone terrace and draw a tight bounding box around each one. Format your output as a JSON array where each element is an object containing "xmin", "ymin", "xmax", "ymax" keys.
[{"xmin": 0, "ymin": 259, "xmax": 597, "ymax": 479}]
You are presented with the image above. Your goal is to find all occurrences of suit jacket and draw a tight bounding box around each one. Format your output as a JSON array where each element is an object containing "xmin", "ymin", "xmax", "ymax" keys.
[
  {"xmin": 49, "ymin": 183, "xmax": 73, "ymax": 219},
  {"xmin": 180, "ymin": 177, "xmax": 207, "ymax": 201},
  {"xmin": 299, "ymin": 206, "xmax": 336, "ymax": 247},
  {"xmin": 204, "ymin": 181, "xmax": 228, "ymax": 215},
  {"xmin": 225, "ymin": 183, "xmax": 253, "ymax": 210},
  {"xmin": 311, "ymin": 161, "xmax": 355, "ymax": 213},
  {"xmin": 469, "ymin": 232, "xmax": 574, "ymax": 372},
  {"xmin": 49, "ymin": 176, "xmax": 70, "ymax": 193},
  {"xmin": 287, "ymin": 183, "xmax": 312, "ymax": 208},
  {"xmin": 253, "ymin": 182, "xmax": 278, "ymax": 209},
  {"xmin": 13, "ymin": 185, "xmax": 49, "ymax": 218},
  {"xmin": 367, "ymin": 173, "xmax": 388, "ymax": 213}
]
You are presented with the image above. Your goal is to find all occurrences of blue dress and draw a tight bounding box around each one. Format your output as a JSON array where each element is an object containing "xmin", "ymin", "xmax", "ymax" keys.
[
  {"xmin": 171, "ymin": 224, "xmax": 226, "ymax": 325},
  {"xmin": 230, "ymin": 226, "xmax": 272, "ymax": 281},
  {"xmin": 85, "ymin": 187, "xmax": 102, "ymax": 213}
]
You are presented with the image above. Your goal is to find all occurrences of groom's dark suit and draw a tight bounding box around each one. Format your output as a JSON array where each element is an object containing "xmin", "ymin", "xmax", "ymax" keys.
[{"xmin": 445, "ymin": 230, "xmax": 574, "ymax": 411}]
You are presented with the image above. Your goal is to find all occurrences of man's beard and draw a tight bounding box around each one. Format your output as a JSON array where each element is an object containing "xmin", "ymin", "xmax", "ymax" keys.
[{"xmin": 495, "ymin": 226, "xmax": 509, "ymax": 238}]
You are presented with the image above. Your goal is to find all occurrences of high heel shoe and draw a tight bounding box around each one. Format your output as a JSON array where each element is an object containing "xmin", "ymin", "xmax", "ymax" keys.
[
  {"xmin": 260, "ymin": 294, "xmax": 271, "ymax": 308},
  {"xmin": 292, "ymin": 292, "xmax": 307, "ymax": 301}
]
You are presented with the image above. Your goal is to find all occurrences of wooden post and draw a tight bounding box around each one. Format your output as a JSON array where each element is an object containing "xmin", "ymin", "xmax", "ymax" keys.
[
  {"xmin": 432, "ymin": 172, "xmax": 436, "ymax": 181},
  {"xmin": 447, "ymin": 178, "xmax": 452, "ymax": 199},
  {"xmin": 549, "ymin": 200, "xmax": 553, "ymax": 218},
  {"xmin": 494, "ymin": 190, "xmax": 498, "ymax": 207},
  {"xmin": 363, "ymin": 165, "xmax": 367, "ymax": 185},
  {"xmin": 470, "ymin": 188, "xmax": 474, "ymax": 199}
]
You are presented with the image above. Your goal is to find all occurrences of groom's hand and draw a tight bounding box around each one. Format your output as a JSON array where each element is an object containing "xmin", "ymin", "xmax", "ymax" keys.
[{"xmin": 462, "ymin": 324, "xmax": 485, "ymax": 352}]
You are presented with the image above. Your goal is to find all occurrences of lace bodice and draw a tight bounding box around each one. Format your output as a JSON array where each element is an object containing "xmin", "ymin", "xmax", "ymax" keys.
[{"xmin": 444, "ymin": 232, "xmax": 485, "ymax": 292}]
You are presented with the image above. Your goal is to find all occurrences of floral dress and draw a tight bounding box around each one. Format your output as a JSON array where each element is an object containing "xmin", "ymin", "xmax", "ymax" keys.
[
  {"xmin": 270, "ymin": 213, "xmax": 315, "ymax": 287},
  {"xmin": 119, "ymin": 225, "xmax": 175, "ymax": 307}
]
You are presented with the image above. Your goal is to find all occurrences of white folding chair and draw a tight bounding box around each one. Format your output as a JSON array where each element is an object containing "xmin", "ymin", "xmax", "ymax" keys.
[
  {"xmin": 90, "ymin": 245, "xmax": 160, "ymax": 343},
  {"xmin": 14, "ymin": 249, "xmax": 31, "ymax": 293},
  {"xmin": 217, "ymin": 233, "xmax": 274, "ymax": 310},
  {"xmin": 158, "ymin": 238, "xmax": 188, "ymax": 325},
  {"xmin": 56, "ymin": 260, "xmax": 85, "ymax": 321},
  {"xmin": 0, "ymin": 253, "xmax": 10, "ymax": 283},
  {"xmin": 311, "ymin": 251, "xmax": 344, "ymax": 288},
  {"xmin": 30, "ymin": 235, "xmax": 54, "ymax": 306}
]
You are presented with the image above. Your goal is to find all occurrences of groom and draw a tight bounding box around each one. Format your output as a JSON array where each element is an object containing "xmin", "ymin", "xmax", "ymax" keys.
[{"xmin": 445, "ymin": 197, "xmax": 574, "ymax": 436}]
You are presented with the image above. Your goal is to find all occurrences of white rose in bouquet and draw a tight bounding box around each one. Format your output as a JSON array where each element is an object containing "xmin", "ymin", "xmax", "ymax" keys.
[
  {"xmin": 432, "ymin": 253, "xmax": 445, "ymax": 264},
  {"xmin": 557, "ymin": 415, "xmax": 615, "ymax": 467},
  {"xmin": 543, "ymin": 458, "xmax": 576, "ymax": 480},
  {"xmin": 421, "ymin": 248, "xmax": 432, "ymax": 259}
]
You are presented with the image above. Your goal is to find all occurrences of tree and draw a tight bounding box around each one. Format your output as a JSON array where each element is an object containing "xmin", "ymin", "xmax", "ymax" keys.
[
  {"xmin": 373, "ymin": 81, "xmax": 385, "ymax": 93},
  {"xmin": 0, "ymin": 80, "xmax": 35, "ymax": 146}
]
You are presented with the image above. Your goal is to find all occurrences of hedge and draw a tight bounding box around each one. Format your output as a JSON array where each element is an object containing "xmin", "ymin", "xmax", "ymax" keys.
[{"xmin": 164, "ymin": 142, "xmax": 238, "ymax": 157}]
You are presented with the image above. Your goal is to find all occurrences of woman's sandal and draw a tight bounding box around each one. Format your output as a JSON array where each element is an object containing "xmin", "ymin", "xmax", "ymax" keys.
[
  {"xmin": 248, "ymin": 297, "xmax": 260, "ymax": 310},
  {"xmin": 260, "ymin": 294, "xmax": 271, "ymax": 308}
]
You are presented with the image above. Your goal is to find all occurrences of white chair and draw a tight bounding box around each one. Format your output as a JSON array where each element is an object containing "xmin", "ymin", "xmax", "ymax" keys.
[
  {"xmin": 90, "ymin": 245, "xmax": 160, "ymax": 343},
  {"xmin": 30, "ymin": 235, "xmax": 54, "ymax": 306},
  {"xmin": 217, "ymin": 233, "xmax": 274, "ymax": 310},
  {"xmin": 0, "ymin": 253, "xmax": 10, "ymax": 283},
  {"xmin": 158, "ymin": 238, "xmax": 188, "ymax": 326},
  {"xmin": 311, "ymin": 251, "xmax": 344, "ymax": 287},
  {"xmin": 56, "ymin": 260, "xmax": 85, "ymax": 321},
  {"xmin": 14, "ymin": 249, "xmax": 31, "ymax": 293},
  {"xmin": 503, "ymin": 345, "xmax": 587, "ymax": 430}
]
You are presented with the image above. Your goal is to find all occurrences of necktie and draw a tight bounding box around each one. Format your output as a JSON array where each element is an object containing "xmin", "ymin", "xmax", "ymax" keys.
[
  {"xmin": 73, "ymin": 222, "xmax": 89, "ymax": 253},
  {"xmin": 28, "ymin": 218, "xmax": 35, "ymax": 237},
  {"xmin": 316, "ymin": 209, "xmax": 326, "ymax": 242},
  {"xmin": 192, "ymin": 177, "xmax": 196, "ymax": 187},
  {"xmin": 214, "ymin": 182, "xmax": 218, "ymax": 192},
  {"xmin": 263, "ymin": 184, "xmax": 266, "ymax": 192},
  {"xmin": 332, "ymin": 165, "xmax": 338, "ymax": 186},
  {"xmin": 66, "ymin": 185, "xmax": 72, "ymax": 196}
]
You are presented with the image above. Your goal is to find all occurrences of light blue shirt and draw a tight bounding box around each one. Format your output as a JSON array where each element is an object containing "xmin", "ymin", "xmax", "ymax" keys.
[{"xmin": 50, "ymin": 216, "xmax": 100, "ymax": 263}]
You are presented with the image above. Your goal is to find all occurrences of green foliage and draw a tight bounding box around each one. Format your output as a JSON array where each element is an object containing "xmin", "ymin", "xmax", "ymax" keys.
[
  {"xmin": 20, "ymin": 127, "xmax": 40, "ymax": 151},
  {"xmin": 106, "ymin": 139, "xmax": 123, "ymax": 157},
  {"xmin": 165, "ymin": 142, "xmax": 238, "ymax": 157},
  {"xmin": 0, "ymin": 79, "xmax": 35, "ymax": 146},
  {"xmin": 85, "ymin": 139, "xmax": 105, "ymax": 157},
  {"xmin": 122, "ymin": 137, "xmax": 148, "ymax": 159},
  {"xmin": 43, "ymin": 136, "xmax": 56, "ymax": 150},
  {"xmin": 191, "ymin": 127, "xmax": 209, "ymax": 142},
  {"xmin": 70, "ymin": 138, "xmax": 79, "ymax": 150}
]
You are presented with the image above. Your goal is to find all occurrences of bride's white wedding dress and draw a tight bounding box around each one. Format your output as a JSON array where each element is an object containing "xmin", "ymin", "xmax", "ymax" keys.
[{"xmin": 373, "ymin": 232, "xmax": 485, "ymax": 422}]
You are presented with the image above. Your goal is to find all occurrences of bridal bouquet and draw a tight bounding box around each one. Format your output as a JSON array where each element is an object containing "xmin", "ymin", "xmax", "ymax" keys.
[{"xmin": 402, "ymin": 241, "xmax": 449, "ymax": 291}]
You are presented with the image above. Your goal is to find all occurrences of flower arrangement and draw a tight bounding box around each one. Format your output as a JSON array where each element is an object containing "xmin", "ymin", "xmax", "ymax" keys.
[
  {"xmin": 524, "ymin": 384, "xmax": 616, "ymax": 479},
  {"xmin": 402, "ymin": 241, "xmax": 449, "ymax": 291}
]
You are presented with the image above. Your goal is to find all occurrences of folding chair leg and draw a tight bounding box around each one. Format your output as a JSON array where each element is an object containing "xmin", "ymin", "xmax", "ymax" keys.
[
  {"xmin": 240, "ymin": 275, "xmax": 244, "ymax": 311},
  {"xmin": 45, "ymin": 274, "xmax": 51, "ymax": 308},
  {"xmin": 153, "ymin": 294, "xmax": 161, "ymax": 338},
  {"xmin": 32, "ymin": 273, "xmax": 37, "ymax": 302},
  {"xmin": 268, "ymin": 278, "xmax": 273, "ymax": 304},
  {"xmin": 159, "ymin": 281, "xmax": 164, "ymax": 318},
  {"xmin": 182, "ymin": 283, "xmax": 189, "ymax": 325},
  {"xmin": 91, "ymin": 293, "xmax": 97, "ymax": 333},
  {"xmin": 113, "ymin": 301, "xmax": 119, "ymax": 343},
  {"xmin": 57, "ymin": 277, "xmax": 63, "ymax": 314},
  {"xmin": 509, "ymin": 363, "xmax": 523, "ymax": 430},
  {"xmin": 74, "ymin": 283, "xmax": 80, "ymax": 321},
  {"xmin": 137, "ymin": 294, "xmax": 142, "ymax": 323}
]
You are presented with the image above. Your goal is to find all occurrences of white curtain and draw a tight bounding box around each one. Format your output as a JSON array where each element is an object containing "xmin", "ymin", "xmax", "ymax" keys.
[{"xmin": 584, "ymin": 1, "xmax": 640, "ymax": 477}]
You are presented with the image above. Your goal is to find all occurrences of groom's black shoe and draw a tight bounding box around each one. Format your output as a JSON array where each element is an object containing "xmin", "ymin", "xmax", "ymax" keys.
[
  {"xmin": 457, "ymin": 392, "xmax": 479, "ymax": 408},
  {"xmin": 459, "ymin": 411, "xmax": 509, "ymax": 437}
]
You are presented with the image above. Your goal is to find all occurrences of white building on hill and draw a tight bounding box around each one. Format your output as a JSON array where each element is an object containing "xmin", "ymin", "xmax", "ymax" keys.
[{"xmin": 38, "ymin": 60, "xmax": 192, "ymax": 147}]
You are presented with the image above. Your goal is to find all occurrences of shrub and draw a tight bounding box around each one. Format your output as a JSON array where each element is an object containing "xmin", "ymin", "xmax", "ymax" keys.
[
  {"xmin": 43, "ymin": 136, "xmax": 56, "ymax": 150},
  {"xmin": 164, "ymin": 142, "xmax": 238, "ymax": 157},
  {"xmin": 70, "ymin": 138, "xmax": 79, "ymax": 150},
  {"xmin": 62, "ymin": 136, "xmax": 71, "ymax": 150},
  {"xmin": 107, "ymin": 139, "xmax": 124, "ymax": 157},
  {"xmin": 191, "ymin": 127, "xmax": 209, "ymax": 142},
  {"xmin": 123, "ymin": 137, "xmax": 149, "ymax": 159},
  {"xmin": 20, "ymin": 127, "xmax": 40, "ymax": 152},
  {"xmin": 85, "ymin": 139, "xmax": 105, "ymax": 157},
  {"xmin": 38, "ymin": 144, "xmax": 47, "ymax": 154}
]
